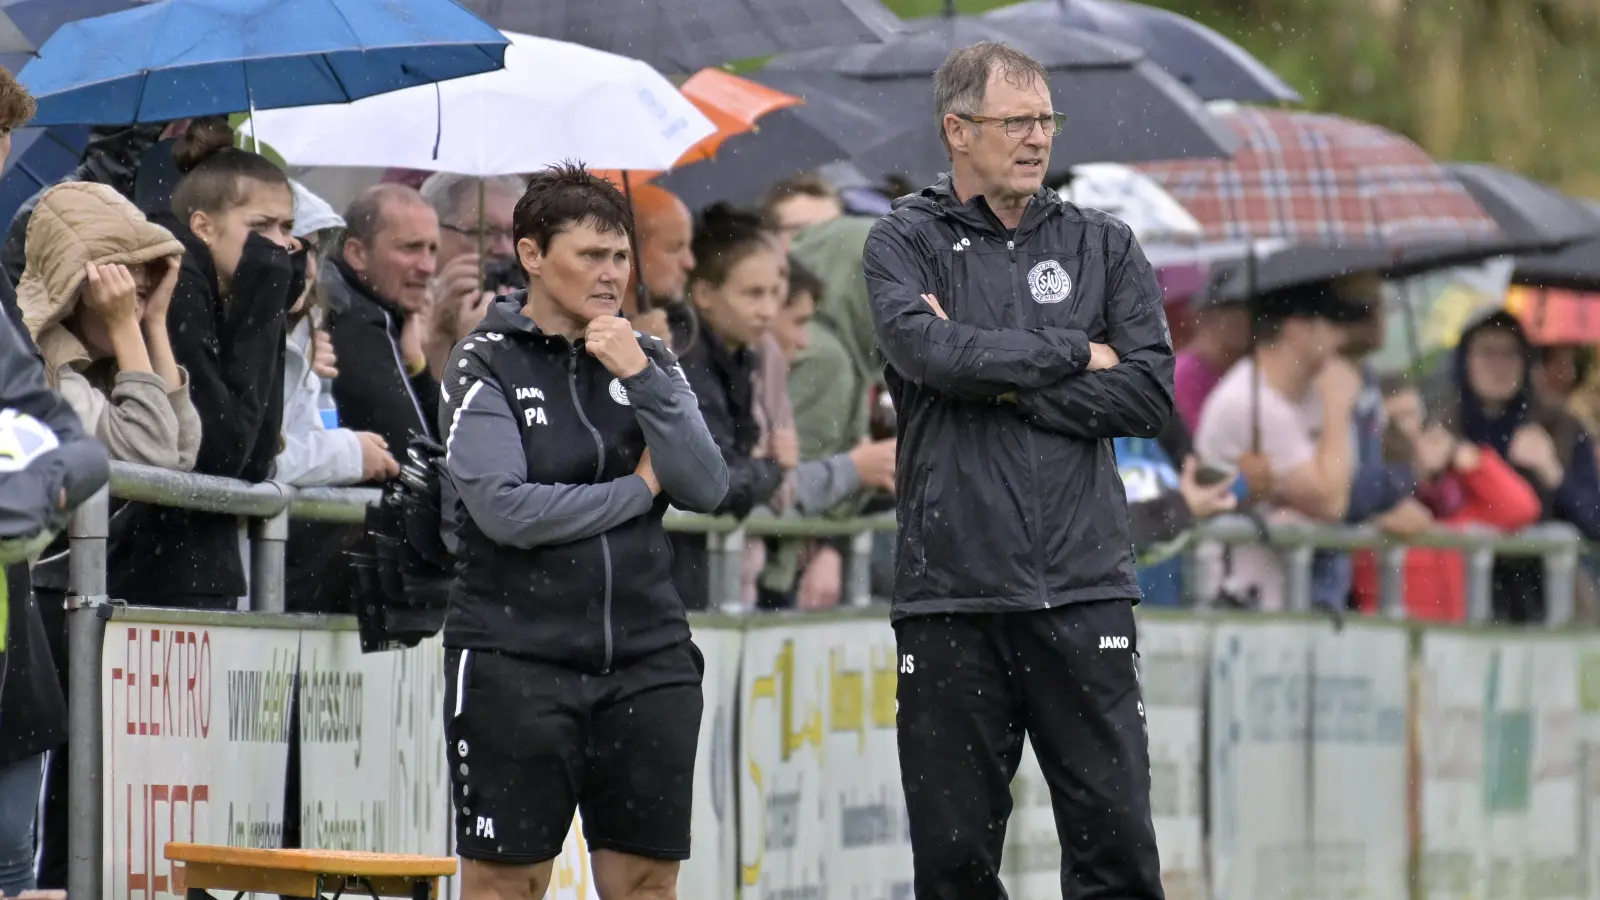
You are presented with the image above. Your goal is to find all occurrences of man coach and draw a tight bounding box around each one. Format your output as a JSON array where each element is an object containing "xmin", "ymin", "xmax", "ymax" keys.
[{"xmin": 864, "ymin": 42, "xmax": 1176, "ymax": 900}]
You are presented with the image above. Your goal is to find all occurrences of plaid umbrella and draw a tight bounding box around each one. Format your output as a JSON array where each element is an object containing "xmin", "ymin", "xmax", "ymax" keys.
[
  {"xmin": 1137, "ymin": 106, "xmax": 1500, "ymax": 248},
  {"xmin": 454, "ymin": 0, "xmax": 898, "ymax": 74}
]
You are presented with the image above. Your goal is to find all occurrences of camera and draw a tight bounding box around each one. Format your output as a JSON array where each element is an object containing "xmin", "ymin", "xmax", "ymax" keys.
[{"xmin": 483, "ymin": 257, "xmax": 526, "ymax": 294}]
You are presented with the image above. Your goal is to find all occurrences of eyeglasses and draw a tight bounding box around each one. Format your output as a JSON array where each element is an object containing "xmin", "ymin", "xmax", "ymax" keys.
[
  {"xmin": 442, "ymin": 222, "xmax": 514, "ymax": 244},
  {"xmin": 956, "ymin": 112, "xmax": 1066, "ymax": 139}
]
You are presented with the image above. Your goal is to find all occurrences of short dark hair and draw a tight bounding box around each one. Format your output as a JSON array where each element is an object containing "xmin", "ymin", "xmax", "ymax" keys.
[
  {"xmin": 760, "ymin": 174, "xmax": 838, "ymax": 226},
  {"xmin": 0, "ymin": 66, "xmax": 35, "ymax": 132},
  {"xmin": 932, "ymin": 41, "xmax": 1050, "ymax": 156},
  {"xmin": 512, "ymin": 162, "xmax": 633, "ymax": 253},
  {"xmin": 170, "ymin": 117, "xmax": 290, "ymax": 221},
  {"xmin": 343, "ymin": 183, "xmax": 430, "ymax": 246},
  {"xmin": 690, "ymin": 203, "xmax": 776, "ymax": 290},
  {"xmin": 786, "ymin": 256, "xmax": 824, "ymax": 308}
]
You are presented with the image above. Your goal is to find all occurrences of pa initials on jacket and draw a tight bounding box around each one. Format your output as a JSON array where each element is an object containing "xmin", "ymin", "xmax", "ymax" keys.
[{"xmin": 1099, "ymin": 636, "xmax": 1130, "ymax": 649}]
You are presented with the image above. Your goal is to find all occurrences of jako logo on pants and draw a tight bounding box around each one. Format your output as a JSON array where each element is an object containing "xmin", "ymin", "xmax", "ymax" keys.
[{"xmin": 1099, "ymin": 636, "xmax": 1130, "ymax": 649}]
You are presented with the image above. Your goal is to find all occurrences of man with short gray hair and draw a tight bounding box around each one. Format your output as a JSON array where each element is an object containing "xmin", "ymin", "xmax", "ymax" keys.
[
  {"xmin": 865, "ymin": 41, "xmax": 1173, "ymax": 899},
  {"xmin": 420, "ymin": 172, "xmax": 527, "ymax": 342}
]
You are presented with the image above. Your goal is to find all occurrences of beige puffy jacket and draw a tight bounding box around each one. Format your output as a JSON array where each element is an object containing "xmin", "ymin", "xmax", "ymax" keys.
[{"xmin": 18, "ymin": 182, "xmax": 200, "ymax": 470}]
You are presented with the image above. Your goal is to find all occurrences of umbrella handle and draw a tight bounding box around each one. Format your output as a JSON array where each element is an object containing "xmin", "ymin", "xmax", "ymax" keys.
[{"xmin": 621, "ymin": 172, "xmax": 652, "ymax": 315}]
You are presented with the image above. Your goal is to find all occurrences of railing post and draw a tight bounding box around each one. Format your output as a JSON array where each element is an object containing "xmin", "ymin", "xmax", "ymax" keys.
[
  {"xmin": 250, "ymin": 483, "xmax": 290, "ymax": 613},
  {"xmin": 1377, "ymin": 545, "xmax": 1408, "ymax": 619},
  {"xmin": 66, "ymin": 486, "xmax": 109, "ymax": 900},
  {"xmin": 1542, "ymin": 542, "xmax": 1578, "ymax": 628},
  {"xmin": 708, "ymin": 527, "xmax": 747, "ymax": 613},
  {"xmin": 844, "ymin": 529, "xmax": 875, "ymax": 607},
  {"xmin": 1465, "ymin": 545, "xmax": 1494, "ymax": 623},
  {"xmin": 1283, "ymin": 543, "xmax": 1314, "ymax": 612}
]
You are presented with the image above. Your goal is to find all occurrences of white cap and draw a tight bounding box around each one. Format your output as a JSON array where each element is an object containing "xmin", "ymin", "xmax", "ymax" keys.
[{"xmin": 291, "ymin": 180, "xmax": 345, "ymax": 238}]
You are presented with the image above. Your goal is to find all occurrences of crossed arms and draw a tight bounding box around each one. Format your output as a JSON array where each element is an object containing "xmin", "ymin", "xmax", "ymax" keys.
[{"xmin": 863, "ymin": 221, "xmax": 1176, "ymax": 440}]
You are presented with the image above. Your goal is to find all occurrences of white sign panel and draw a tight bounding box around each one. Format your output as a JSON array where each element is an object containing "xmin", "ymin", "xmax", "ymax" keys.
[
  {"xmin": 1580, "ymin": 644, "xmax": 1600, "ymax": 900},
  {"xmin": 103, "ymin": 621, "xmax": 298, "ymax": 900},
  {"xmin": 1002, "ymin": 616, "xmax": 1210, "ymax": 900},
  {"xmin": 1417, "ymin": 633, "xmax": 1586, "ymax": 900},
  {"xmin": 296, "ymin": 632, "xmax": 449, "ymax": 856},
  {"xmin": 1208, "ymin": 620, "xmax": 1312, "ymax": 900},
  {"xmin": 737, "ymin": 619, "xmax": 911, "ymax": 900},
  {"xmin": 1307, "ymin": 623, "xmax": 1410, "ymax": 900}
]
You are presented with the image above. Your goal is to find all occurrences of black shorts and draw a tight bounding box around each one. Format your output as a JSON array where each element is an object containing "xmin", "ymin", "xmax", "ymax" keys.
[{"xmin": 443, "ymin": 641, "xmax": 704, "ymax": 864}]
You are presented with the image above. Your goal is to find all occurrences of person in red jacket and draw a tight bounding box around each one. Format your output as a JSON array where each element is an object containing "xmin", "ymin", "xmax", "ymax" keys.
[{"xmin": 1352, "ymin": 378, "xmax": 1543, "ymax": 620}]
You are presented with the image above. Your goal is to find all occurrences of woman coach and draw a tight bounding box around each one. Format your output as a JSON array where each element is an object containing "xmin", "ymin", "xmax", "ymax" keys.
[{"xmin": 436, "ymin": 163, "xmax": 728, "ymax": 900}]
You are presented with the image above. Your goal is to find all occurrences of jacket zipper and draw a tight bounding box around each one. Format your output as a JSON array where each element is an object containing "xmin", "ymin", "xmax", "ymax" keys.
[
  {"xmin": 1010, "ymin": 237, "xmax": 1049, "ymax": 605},
  {"xmin": 379, "ymin": 309, "xmax": 433, "ymax": 440},
  {"xmin": 568, "ymin": 346, "xmax": 614, "ymax": 673}
]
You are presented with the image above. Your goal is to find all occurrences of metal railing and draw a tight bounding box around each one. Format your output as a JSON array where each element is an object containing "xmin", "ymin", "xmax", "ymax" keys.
[
  {"xmin": 1189, "ymin": 515, "xmax": 1584, "ymax": 625},
  {"xmin": 58, "ymin": 461, "xmax": 1590, "ymax": 900},
  {"xmin": 60, "ymin": 463, "xmax": 895, "ymax": 900}
]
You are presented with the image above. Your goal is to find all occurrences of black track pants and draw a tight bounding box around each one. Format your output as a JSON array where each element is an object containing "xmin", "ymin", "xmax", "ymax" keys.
[{"xmin": 894, "ymin": 601, "xmax": 1165, "ymax": 900}]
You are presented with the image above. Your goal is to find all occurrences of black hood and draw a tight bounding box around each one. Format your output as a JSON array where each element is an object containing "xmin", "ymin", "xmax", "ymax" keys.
[
  {"xmin": 1451, "ymin": 309, "xmax": 1535, "ymax": 454},
  {"xmin": 79, "ymin": 124, "xmax": 166, "ymax": 199}
]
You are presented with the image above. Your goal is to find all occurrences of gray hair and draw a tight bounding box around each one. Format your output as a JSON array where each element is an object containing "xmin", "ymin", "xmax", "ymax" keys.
[
  {"xmin": 932, "ymin": 41, "xmax": 1049, "ymax": 157},
  {"xmin": 419, "ymin": 172, "xmax": 528, "ymax": 225}
]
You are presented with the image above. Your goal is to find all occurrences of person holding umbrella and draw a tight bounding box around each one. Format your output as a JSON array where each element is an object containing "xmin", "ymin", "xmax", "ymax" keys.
[{"xmin": 863, "ymin": 41, "xmax": 1173, "ymax": 899}]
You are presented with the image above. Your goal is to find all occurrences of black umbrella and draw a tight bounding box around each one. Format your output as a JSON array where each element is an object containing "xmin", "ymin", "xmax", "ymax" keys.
[
  {"xmin": 984, "ymin": 0, "xmax": 1299, "ymax": 104},
  {"xmin": 1209, "ymin": 236, "xmax": 1535, "ymax": 301},
  {"xmin": 1447, "ymin": 163, "xmax": 1600, "ymax": 254},
  {"xmin": 763, "ymin": 15, "xmax": 1237, "ymax": 175},
  {"xmin": 1513, "ymin": 200, "xmax": 1600, "ymax": 291},
  {"xmin": 453, "ymin": 0, "xmax": 899, "ymax": 73},
  {"xmin": 655, "ymin": 71, "xmax": 883, "ymax": 209}
]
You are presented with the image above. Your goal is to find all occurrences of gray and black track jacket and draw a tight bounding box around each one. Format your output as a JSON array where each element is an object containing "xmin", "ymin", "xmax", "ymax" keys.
[
  {"xmin": 865, "ymin": 175, "xmax": 1176, "ymax": 618},
  {"xmin": 438, "ymin": 297, "xmax": 728, "ymax": 673}
]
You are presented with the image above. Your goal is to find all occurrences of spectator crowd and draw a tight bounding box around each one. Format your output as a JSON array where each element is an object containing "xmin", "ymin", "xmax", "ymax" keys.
[{"xmin": 0, "ymin": 48, "xmax": 1596, "ymax": 896}]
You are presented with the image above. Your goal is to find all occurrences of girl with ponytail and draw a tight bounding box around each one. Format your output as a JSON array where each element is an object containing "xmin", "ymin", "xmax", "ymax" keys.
[{"xmin": 108, "ymin": 117, "xmax": 304, "ymax": 609}]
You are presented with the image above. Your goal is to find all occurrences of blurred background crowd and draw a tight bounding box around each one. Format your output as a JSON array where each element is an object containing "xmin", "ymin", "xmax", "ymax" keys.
[{"xmin": 0, "ymin": 0, "xmax": 1597, "ymax": 891}]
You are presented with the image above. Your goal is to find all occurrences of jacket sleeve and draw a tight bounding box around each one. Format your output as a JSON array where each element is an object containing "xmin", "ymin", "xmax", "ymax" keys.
[
  {"xmin": 792, "ymin": 454, "xmax": 863, "ymax": 516},
  {"xmin": 442, "ymin": 352, "xmax": 654, "ymax": 549},
  {"xmin": 0, "ymin": 310, "xmax": 109, "ymax": 518},
  {"xmin": 1454, "ymin": 446, "xmax": 1543, "ymax": 532},
  {"xmin": 64, "ymin": 369, "xmax": 185, "ymax": 470},
  {"xmin": 1012, "ymin": 231, "xmax": 1176, "ymax": 439},
  {"xmin": 622, "ymin": 346, "xmax": 729, "ymax": 514},
  {"xmin": 1345, "ymin": 461, "xmax": 1416, "ymax": 523},
  {"xmin": 864, "ymin": 217, "xmax": 1092, "ymax": 397},
  {"xmin": 273, "ymin": 354, "xmax": 364, "ymax": 487},
  {"xmin": 1551, "ymin": 429, "xmax": 1600, "ymax": 540},
  {"xmin": 169, "ymin": 234, "xmax": 290, "ymax": 479}
]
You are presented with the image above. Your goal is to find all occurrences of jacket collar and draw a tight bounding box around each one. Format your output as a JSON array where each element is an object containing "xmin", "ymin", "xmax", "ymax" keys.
[
  {"xmin": 327, "ymin": 255, "xmax": 409, "ymax": 322},
  {"xmin": 894, "ymin": 173, "xmax": 1062, "ymax": 240}
]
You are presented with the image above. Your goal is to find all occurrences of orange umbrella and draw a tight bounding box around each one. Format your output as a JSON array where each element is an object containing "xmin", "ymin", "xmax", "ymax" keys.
[
  {"xmin": 1506, "ymin": 284, "xmax": 1600, "ymax": 345},
  {"xmin": 596, "ymin": 68, "xmax": 802, "ymax": 187}
]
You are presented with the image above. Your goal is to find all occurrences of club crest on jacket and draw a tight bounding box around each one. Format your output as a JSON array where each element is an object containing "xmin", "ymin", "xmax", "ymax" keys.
[
  {"xmin": 1028, "ymin": 259, "xmax": 1071, "ymax": 304},
  {"xmin": 609, "ymin": 378, "xmax": 630, "ymax": 406}
]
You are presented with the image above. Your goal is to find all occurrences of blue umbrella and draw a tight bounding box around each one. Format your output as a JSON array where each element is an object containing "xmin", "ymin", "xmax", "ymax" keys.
[
  {"xmin": 18, "ymin": 0, "xmax": 509, "ymax": 126},
  {"xmin": 0, "ymin": 0, "xmax": 142, "ymax": 72},
  {"xmin": 0, "ymin": 125, "xmax": 89, "ymax": 225}
]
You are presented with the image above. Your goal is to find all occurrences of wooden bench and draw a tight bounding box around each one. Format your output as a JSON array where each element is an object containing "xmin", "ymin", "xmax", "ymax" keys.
[{"xmin": 165, "ymin": 843, "xmax": 456, "ymax": 900}]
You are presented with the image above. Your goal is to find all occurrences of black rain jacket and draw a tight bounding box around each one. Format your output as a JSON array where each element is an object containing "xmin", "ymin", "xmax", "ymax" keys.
[{"xmin": 864, "ymin": 175, "xmax": 1175, "ymax": 618}]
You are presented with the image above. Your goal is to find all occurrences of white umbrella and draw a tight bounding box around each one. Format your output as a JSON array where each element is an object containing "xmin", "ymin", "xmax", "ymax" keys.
[{"xmin": 249, "ymin": 31, "xmax": 716, "ymax": 176}]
